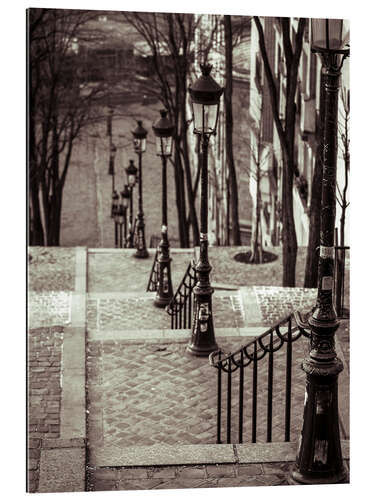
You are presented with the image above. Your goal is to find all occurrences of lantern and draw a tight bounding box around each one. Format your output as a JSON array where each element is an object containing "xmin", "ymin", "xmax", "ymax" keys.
[
  {"xmin": 152, "ymin": 110, "xmax": 174, "ymax": 157},
  {"xmin": 188, "ymin": 64, "xmax": 224, "ymax": 136},
  {"xmin": 132, "ymin": 120, "xmax": 148, "ymax": 153},
  {"xmin": 126, "ymin": 160, "xmax": 137, "ymax": 188}
]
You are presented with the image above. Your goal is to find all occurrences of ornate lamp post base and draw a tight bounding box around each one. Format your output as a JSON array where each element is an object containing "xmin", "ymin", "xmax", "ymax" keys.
[
  {"xmin": 134, "ymin": 249, "xmax": 149, "ymax": 259},
  {"xmin": 290, "ymin": 468, "xmax": 347, "ymax": 485},
  {"xmin": 186, "ymin": 272, "xmax": 218, "ymax": 357},
  {"xmin": 134, "ymin": 220, "xmax": 149, "ymax": 258},
  {"xmin": 154, "ymin": 240, "xmax": 173, "ymax": 308},
  {"xmin": 289, "ymin": 316, "xmax": 347, "ymax": 485}
]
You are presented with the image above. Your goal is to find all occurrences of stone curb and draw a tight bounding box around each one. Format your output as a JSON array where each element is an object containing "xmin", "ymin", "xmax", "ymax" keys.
[
  {"xmin": 87, "ymin": 248, "xmax": 194, "ymax": 255},
  {"xmin": 38, "ymin": 247, "xmax": 88, "ymax": 493},
  {"xmin": 92, "ymin": 440, "xmax": 349, "ymax": 468},
  {"xmin": 88, "ymin": 326, "xmax": 267, "ymax": 342},
  {"xmin": 87, "ymin": 289, "xmax": 240, "ymax": 300}
]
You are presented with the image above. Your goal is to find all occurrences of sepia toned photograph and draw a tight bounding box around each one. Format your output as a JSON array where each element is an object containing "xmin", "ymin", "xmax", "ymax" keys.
[{"xmin": 26, "ymin": 4, "xmax": 350, "ymax": 495}]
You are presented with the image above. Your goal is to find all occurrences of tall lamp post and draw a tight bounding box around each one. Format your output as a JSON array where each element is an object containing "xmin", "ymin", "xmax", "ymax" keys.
[
  {"xmin": 132, "ymin": 121, "xmax": 149, "ymax": 258},
  {"xmin": 111, "ymin": 190, "xmax": 120, "ymax": 247},
  {"xmin": 291, "ymin": 19, "xmax": 349, "ymax": 485},
  {"xmin": 125, "ymin": 159, "xmax": 138, "ymax": 248},
  {"xmin": 108, "ymin": 143, "xmax": 116, "ymax": 193},
  {"xmin": 152, "ymin": 109, "xmax": 174, "ymax": 307},
  {"xmin": 186, "ymin": 63, "xmax": 223, "ymax": 357},
  {"xmin": 119, "ymin": 185, "xmax": 131, "ymax": 248}
]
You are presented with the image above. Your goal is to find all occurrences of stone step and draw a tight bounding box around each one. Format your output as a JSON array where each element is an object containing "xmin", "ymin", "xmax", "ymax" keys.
[
  {"xmin": 87, "ymin": 326, "xmax": 268, "ymax": 342},
  {"xmin": 92, "ymin": 440, "xmax": 350, "ymax": 468}
]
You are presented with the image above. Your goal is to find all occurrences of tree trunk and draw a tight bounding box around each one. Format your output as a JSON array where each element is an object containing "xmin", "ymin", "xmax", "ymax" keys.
[
  {"xmin": 282, "ymin": 151, "xmax": 297, "ymax": 286},
  {"xmin": 224, "ymin": 15, "xmax": 241, "ymax": 246},
  {"xmin": 250, "ymin": 166, "xmax": 262, "ymax": 264},
  {"xmin": 304, "ymin": 69, "xmax": 326, "ymax": 287},
  {"xmin": 29, "ymin": 175, "xmax": 45, "ymax": 245},
  {"xmin": 173, "ymin": 150, "xmax": 188, "ymax": 247}
]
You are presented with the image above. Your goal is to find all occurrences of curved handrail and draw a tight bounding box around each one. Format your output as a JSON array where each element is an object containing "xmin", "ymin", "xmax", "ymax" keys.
[
  {"xmin": 166, "ymin": 259, "xmax": 197, "ymax": 316},
  {"xmin": 209, "ymin": 311, "xmax": 312, "ymax": 373}
]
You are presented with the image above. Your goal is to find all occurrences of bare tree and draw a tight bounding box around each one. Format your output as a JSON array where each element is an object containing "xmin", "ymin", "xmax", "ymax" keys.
[
  {"xmin": 241, "ymin": 93, "xmax": 276, "ymax": 263},
  {"xmin": 304, "ymin": 66, "xmax": 325, "ymax": 288},
  {"xmin": 28, "ymin": 8, "xmax": 104, "ymax": 245},
  {"xmin": 254, "ymin": 16, "xmax": 306, "ymax": 286},
  {"xmin": 337, "ymin": 88, "xmax": 350, "ymax": 247}
]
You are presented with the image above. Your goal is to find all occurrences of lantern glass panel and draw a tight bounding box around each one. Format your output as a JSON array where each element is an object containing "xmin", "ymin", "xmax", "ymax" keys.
[
  {"xmin": 133, "ymin": 137, "xmax": 146, "ymax": 153},
  {"xmin": 311, "ymin": 18, "xmax": 344, "ymax": 50},
  {"xmin": 122, "ymin": 195, "xmax": 129, "ymax": 209},
  {"xmin": 128, "ymin": 174, "xmax": 136, "ymax": 187},
  {"xmin": 192, "ymin": 102, "xmax": 219, "ymax": 135},
  {"xmin": 156, "ymin": 136, "xmax": 173, "ymax": 156}
]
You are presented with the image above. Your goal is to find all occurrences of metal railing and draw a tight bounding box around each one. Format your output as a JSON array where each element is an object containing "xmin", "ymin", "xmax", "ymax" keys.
[
  {"xmin": 334, "ymin": 244, "xmax": 350, "ymax": 319},
  {"xmin": 209, "ymin": 312, "xmax": 310, "ymax": 444},
  {"xmin": 166, "ymin": 260, "xmax": 197, "ymax": 329},
  {"xmin": 146, "ymin": 249, "xmax": 159, "ymax": 292}
]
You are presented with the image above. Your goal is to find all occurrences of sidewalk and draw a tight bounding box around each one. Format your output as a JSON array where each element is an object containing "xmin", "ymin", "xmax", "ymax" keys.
[{"xmin": 27, "ymin": 246, "xmax": 350, "ymax": 493}]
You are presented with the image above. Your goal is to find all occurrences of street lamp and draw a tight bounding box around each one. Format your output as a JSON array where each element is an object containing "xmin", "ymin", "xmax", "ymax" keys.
[
  {"xmin": 186, "ymin": 63, "xmax": 223, "ymax": 356},
  {"xmin": 111, "ymin": 190, "xmax": 120, "ymax": 247},
  {"xmin": 108, "ymin": 143, "xmax": 117, "ymax": 193},
  {"xmin": 291, "ymin": 19, "xmax": 349, "ymax": 485},
  {"xmin": 119, "ymin": 185, "xmax": 131, "ymax": 248},
  {"xmin": 125, "ymin": 159, "xmax": 138, "ymax": 248},
  {"xmin": 152, "ymin": 109, "xmax": 174, "ymax": 307},
  {"xmin": 132, "ymin": 120, "xmax": 149, "ymax": 258}
]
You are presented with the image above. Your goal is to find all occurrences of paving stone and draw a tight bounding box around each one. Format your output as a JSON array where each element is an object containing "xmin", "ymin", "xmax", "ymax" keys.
[
  {"xmin": 28, "ymin": 247, "xmax": 75, "ymax": 292},
  {"xmin": 206, "ymin": 464, "xmax": 236, "ymax": 477},
  {"xmin": 237, "ymin": 463, "xmax": 263, "ymax": 476},
  {"xmin": 92, "ymin": 478, "xmax": 118, "ymax": 491},
  {"xmin": 117, "ymin": 468, "xmax": 149, "ymax": 479},
  {"xmin": 38, "ymin": 447, "xmax": 85, "ymax": 493},
  {"xmin": 28, "ymin": 326, "xmax": 64, "ymax": 492},
  {"xmin": 149, "ymin": 467, "xmax": 176, "ymax": 479},
  {"xmin": 118, "ymin": 478, "xmax": 164, "ymax": 490},
  {"xmin": 177, "ymin": 466, "xmax": 206, "ymax": 478},
  {"xmin": 28, "ymin": 292, "xmax": 71, "ymax": 328}
]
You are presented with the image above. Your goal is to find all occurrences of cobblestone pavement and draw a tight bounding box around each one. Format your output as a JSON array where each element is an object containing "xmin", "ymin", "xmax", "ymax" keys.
[
  {"xmin": 88, "ymin": 462, "xmax": 295, "ymax": 491},
  {"xmin": 28, "ymin": 292, "xmax": 72, "ymax": 329},
  {"xmin": 87, "ymin": 250, "xmax": 193, "ymax": 293},
  {"xmin": 86, "ymin": 335, "xmax": 310, "ymax": 460},
  {"xmin": 28, "ymin": 326, "xmax": 64, "ymax": 492},
  {"xmin": 87, "ymin": 293, "xmax": 244, "ymax": 332},
  {"xmin": 254, "ymin": 286, "xmax": 317, "ymax": 325},
  {"xmin": 60, "ymin": 136, "xmax": 100, "ymax": 247},
  {"xmin": 28, "ymin": 247, "xmax": 75, "ymax": 292},
  {"xmin": 208, "ymin": 246, "xmax": 308, "ymax": 287}
]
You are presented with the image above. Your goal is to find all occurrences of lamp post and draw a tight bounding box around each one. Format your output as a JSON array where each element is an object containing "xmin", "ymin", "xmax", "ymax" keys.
[
  {"xmin": 132, "ymin": 121, "xmax": 149, "ymax": 258},
  {"xmin": 119, "ymin": 185, "xmax": 131, "ymax": 248},
  {"xmin": 125, "ymin": 159, "xmax": 137, "ymax": 248},
  {"xmin": 291, "ymin": 19, "xmax": 349, "ymax": 485},
  {"xmin": 111, "ymin": 190, "xmax": 120, "ymax": 247},
  {"xmin": 152, "ymin": 109, "xmax": 174, "ymax": 307},
  {"xmin": 186, "ymin": 63, "xmax": 223, "ymax": 357},
  {"xmin": 108, "ymin": 143, "xmax": 116, "ymax": 193}
]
